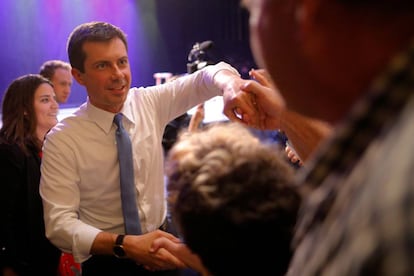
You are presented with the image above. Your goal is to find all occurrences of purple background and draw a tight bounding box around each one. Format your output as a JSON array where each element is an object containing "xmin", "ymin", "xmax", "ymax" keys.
[{"xmin": 0, "ymin": 0, "xmax": 255, "ymax": 110}]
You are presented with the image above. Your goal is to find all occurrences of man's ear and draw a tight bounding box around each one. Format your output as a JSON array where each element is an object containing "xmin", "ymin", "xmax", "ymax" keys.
[{"xmin": 72, "ymin": 68, "xmax": 85, "ymax": 85}]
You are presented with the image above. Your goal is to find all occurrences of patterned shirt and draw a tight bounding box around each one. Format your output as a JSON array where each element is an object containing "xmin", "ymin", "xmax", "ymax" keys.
[{"xmin": 287, "ymin": 40, "xmax": 414, "ymax": 275}]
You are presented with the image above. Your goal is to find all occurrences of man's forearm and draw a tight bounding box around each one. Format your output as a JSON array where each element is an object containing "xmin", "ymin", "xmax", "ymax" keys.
[
  {"xmin": 280, "ymin": 110, "xmax": 333, "ymax": 162},
  {"xmin": 89, "ymin": 232, "xmax": 117, "ymax": 255}
]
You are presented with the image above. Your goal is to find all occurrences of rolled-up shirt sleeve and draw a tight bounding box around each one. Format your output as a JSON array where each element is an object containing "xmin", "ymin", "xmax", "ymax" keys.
[{"xmin": 40, "ymin": 123, "xmax": 102, "ymax": 263}]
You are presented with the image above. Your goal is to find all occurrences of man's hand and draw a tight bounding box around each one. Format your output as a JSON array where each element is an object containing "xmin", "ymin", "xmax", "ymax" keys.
[
  {"xmin": 212, "ymin": 69, "xmax": 260, "ymax": 126},
  {"xmin": 150, "ymin": 237, "xmax": 211, "ymax": 276},
  {"xmin": 249, "ymin": 68, "xmax": 274, "ymax": 88},
  {"xmin": 240, "ymin": 78, "xmax": 286, "ymax": 130},
  {"xmin": 222, "ymin": 77, "xmax": 261, "ymax": 126},
  {"xmin": 123, "ymin": 230, "xmax": 186, "ymax": 271}
]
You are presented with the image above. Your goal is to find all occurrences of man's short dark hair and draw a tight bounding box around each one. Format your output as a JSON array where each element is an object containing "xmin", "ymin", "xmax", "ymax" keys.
[{"xmin": 67, "ymin": 21, "xmax": 128, "ymax": 72}]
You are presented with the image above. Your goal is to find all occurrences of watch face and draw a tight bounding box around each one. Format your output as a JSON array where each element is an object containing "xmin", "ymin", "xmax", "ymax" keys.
[{"xmin": 113, "ymin": 245, "xmax": 126, "ymax": 258}]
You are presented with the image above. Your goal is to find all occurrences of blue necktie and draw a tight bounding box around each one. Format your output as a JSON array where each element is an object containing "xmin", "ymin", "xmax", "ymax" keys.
[{"xmin": 114, "ymin": 113, "xmax": 142, "ymax": 234}]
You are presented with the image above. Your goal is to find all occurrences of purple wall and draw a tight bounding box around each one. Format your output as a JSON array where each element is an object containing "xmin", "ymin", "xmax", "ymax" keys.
[{"xmin": 0, "ymin": 0, "xmax": 255, "ymax": 110}]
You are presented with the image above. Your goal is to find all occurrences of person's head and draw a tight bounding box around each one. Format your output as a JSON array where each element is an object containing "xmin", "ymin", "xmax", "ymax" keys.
[
  {"xmin": 39, "ymin": 60, "xmax": 73, "ymax": 104},
  {"xmin": 0, "ymin": 74, "xmax": 58, "ymax": 154},
  {"xmin": 242, "ymin": 0, "xmax": 414, "ymax": 123},
  {"xmin": 67, "ymin": 21, "xmax": 130, "ymax": 113},
  {"xmin": 166, "ymin": 122, "xmax": 301, "ymax": 276}
]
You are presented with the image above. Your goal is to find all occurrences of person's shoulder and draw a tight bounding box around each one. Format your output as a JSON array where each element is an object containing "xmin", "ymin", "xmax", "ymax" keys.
[
  {"xmin": 0, "ymin": 142, "xmax": 25, "ymax": 165},
  {"xmin": 0, "ymin": 141, "xmax": 21, "ymax": 153},
  {"xmin": 46, "ymin": 114, "xmax": 86, "ymax": 144},
  {"xmin": 50, "ymin": 117, "xmax": 75, "ymax": 132}
]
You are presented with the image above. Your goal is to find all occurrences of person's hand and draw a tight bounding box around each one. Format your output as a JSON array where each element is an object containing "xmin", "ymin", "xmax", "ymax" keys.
[
  {"xmin": 193, "ymin": 103, "xmax": 205, "ymax": 123},
  {"xmin": 249, "ymin": 68, "xmax": 274, "ymax": 88},
  {"xmin": 285, "ymin": 144, "xmax": 303, "ymax": 167},
  {"xmin": 150, "ymin": 237, "xmax": 211, "ymax": 276},
  {"xmin": 222, "ymin": 79, "xmax": 259, "ymax": 126},
  {"xmin": 216, "ymin": 70, "xmax": 260, "ymax": 127},
  {"xmin": 240, "ymin": 78, "xmax": 286, "ymax": 130},
  {"xmin": 188, "ymin": 103, "xmax": 205, "ymax": 132},
  {"xmin": 123, "ymin": 230, "xmax": 186, "ymax": 271}
]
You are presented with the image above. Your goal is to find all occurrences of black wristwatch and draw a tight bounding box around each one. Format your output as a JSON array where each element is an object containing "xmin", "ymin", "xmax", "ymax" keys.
[{"xmin": 113, "ymin": 234, "xmax": 127, "ymax": 258}]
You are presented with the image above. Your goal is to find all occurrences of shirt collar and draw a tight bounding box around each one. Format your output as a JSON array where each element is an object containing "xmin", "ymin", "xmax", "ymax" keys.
[{"xmin": 84, "ymin": 92, "xmax": 135, "ymax": 134}]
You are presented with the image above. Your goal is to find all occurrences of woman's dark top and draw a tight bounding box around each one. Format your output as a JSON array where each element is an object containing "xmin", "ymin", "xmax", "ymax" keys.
[{"xmin": 0, "ymin": 142, "xmax": 61, "ymax": 275}]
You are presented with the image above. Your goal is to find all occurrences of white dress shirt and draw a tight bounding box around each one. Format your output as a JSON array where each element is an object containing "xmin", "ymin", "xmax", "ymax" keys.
[{"xmin": 39, "ymin": 62, "xmax": 239, "ymax": 262}]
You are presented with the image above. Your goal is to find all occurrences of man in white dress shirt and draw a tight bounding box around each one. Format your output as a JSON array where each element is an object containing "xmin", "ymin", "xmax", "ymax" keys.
[{"xmin": 39, "ymin": 21, "xmax": 257, "ymax": 275}]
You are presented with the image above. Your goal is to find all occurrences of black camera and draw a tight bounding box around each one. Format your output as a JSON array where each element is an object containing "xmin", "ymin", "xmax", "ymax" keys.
[{"xmin": 187, "ymin": 40, "xmax": 214, "ymax": 74}]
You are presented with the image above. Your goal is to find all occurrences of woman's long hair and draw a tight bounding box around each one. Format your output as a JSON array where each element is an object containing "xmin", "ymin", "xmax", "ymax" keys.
[{"xmin": 0, "ymin": 74, "xmax": 52, "ymax": 155}]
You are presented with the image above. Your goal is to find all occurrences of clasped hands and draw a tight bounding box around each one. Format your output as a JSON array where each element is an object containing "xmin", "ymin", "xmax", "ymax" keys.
[
  {"xmin": 223, "ymin": 69, "xmax": 286, "ymax": 130},
  {"xmin": 124, "ymin": 231, "xmax": 208, "ymax": 274}
]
